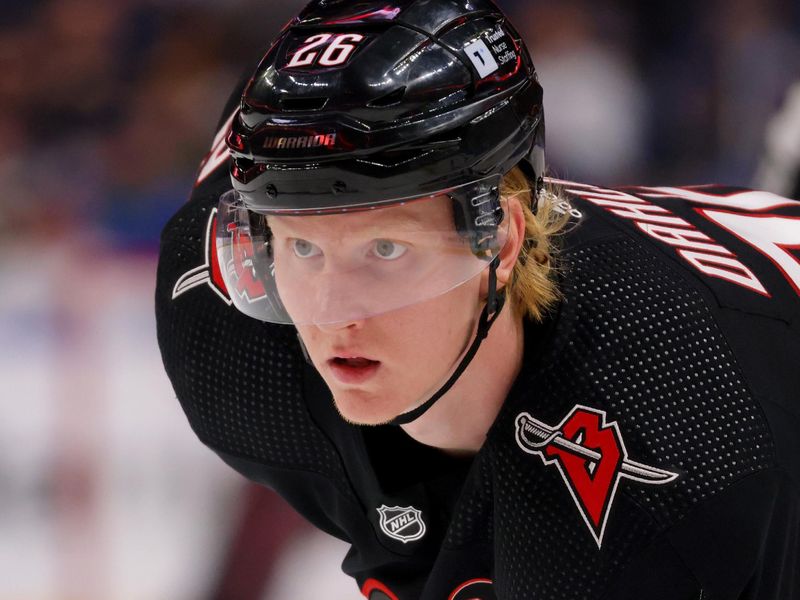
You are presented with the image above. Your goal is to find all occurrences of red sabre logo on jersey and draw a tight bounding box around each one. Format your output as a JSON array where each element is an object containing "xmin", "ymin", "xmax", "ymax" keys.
[
  {"xmin": 515, "ymin": 405, "xmax": 679, "ymax": 548},
  {"xmin": 171, "ymin": 209, "xmax": 268, "ymax": 305}
]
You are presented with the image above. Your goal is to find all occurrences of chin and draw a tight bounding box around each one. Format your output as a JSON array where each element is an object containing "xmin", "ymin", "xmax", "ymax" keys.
[{"xmin": 330, "ymin": 389, "xmax": 404, "ymax": 426}]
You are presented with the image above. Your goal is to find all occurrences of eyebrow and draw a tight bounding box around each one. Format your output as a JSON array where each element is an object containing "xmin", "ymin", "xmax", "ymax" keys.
[
  {"xmin": 270, "ymin": 211, "xmax": 428, "ymax": 235},
  {"xmin": 377, "ymin": 213, "xmax": 426, "ymax": 230}
]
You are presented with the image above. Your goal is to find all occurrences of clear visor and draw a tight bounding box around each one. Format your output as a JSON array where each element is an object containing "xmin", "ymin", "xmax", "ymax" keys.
[{"xmin": 216, "ymin": 175, "xmax": 507, "ymax": 325}]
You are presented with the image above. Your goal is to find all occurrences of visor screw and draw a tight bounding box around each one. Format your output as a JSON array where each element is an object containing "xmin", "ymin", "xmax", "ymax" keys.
[
  {"xmin": 265, "ymin": 184, "xmax": 278, "ymax": 199},
  {"xmin": 332, "ymin": 181, "xmax": 347, "ymax": 195}
]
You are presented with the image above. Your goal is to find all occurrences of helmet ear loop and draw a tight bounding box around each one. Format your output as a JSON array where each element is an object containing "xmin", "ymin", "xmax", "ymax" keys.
[
  {"xmin": 449, "ymin": 188, "xmax": 506, "ymax": 314},
  {"xmin": 449, "ymin": 187, "xmax": 505, "ymax": 259}
]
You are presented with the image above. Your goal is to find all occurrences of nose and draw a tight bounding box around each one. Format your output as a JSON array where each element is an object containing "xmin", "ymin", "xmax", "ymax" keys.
[
  {"xmin": 316, "ymin": 317, "xmax": 365, "ymax": 333},
  {"xmin": 309, "ymin": 273, "xmax": 369, "ymax": 331}
]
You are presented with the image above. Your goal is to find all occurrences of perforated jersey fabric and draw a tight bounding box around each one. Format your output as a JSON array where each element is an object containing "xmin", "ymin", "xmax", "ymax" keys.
[
  {"xmin": 158, "ymin": 198, "xmax": 361, "ymax": 504},
  {"xmin": 485, "ymin": 235, "xmax": 779, "ymax": 599},
  {"xmin": 156, "ymin": 108, "xmax": 800, "ymax": 598}
]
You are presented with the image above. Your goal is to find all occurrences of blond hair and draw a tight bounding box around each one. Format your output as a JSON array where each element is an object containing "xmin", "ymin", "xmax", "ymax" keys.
[{"xmin": 500, "ymin": 167, "xmax": 571, "ymax": 322}]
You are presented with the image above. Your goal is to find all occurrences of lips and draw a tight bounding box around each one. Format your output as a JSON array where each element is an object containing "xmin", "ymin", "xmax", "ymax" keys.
[
  {"xmin": 328, "ymin": 348, "xmax": 379, "ymax": 365},
  {"xmin": 327, "ymin": 354, "xmax": 381, "ymax": 384},
  {"xmin": 331, "ymin": 357, "xmax": 378, "ymax": 368}
]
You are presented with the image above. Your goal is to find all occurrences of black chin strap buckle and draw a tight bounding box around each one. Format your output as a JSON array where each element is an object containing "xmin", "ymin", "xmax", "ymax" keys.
[{"xmin": 485, "ymin": 255, "xmax": 505, "ymax": 321}]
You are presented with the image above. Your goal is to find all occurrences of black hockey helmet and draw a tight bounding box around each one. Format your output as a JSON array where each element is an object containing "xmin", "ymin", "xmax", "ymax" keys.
[
  {"xmin": 218, "ymin": 0, "xmax": 545, "ymax": 324},
  {"xmin": 228, "ymin": 0, "xmax": 544, "ymax": 212},
  {"xmin": 217, "ymin": 0, "xmax": 545, "ymax": 425}
]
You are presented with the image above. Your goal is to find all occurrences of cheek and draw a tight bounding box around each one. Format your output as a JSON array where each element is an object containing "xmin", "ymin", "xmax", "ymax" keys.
[
  {"xmin": 273, "ymin": 250, "xmax": 308, "ymax": 318},
  {"xmin": 386, "ymin": 281, "xmax": 481, "ymax": 371},
  {"xmin": 296, "ymin": 277, "xmax": 481, "ymax": 389},
  {"xmin": 294, "ymin": 323, "xmax": 324, "ymax": 365}
]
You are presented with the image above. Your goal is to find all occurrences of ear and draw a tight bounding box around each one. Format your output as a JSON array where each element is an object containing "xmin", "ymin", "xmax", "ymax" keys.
[{"xmin": 480, "ymin": 195, "xmax": 526, "ymax": 297}]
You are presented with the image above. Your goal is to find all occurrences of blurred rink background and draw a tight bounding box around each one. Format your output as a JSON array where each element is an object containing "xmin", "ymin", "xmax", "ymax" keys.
[{"xmin": 0, "ymin": 0, "xmax": 798, "ymax": 599}]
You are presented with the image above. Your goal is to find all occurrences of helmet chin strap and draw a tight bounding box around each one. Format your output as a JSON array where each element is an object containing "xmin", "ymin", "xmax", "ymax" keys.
[
  {"xmin": 294, "ymin": 258, "xmax": 506, "ymax": 427},
  {"xmin": 389, "ymin": 257, "xmax": 505, "ymax": 426}
]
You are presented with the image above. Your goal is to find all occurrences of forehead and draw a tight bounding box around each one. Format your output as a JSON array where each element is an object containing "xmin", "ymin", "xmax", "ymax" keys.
[{"xmin": 267, "ymin": 194, "xmax": 455, "ymax": 236}]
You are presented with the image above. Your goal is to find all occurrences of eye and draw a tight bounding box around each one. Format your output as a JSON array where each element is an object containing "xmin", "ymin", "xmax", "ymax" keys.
[
  {"xmin": 372, "ymin": 239, "xmax": 408, "ymax": 260},
  {"xmin": 292, "ymin": 239, "xmax": 322, "ymax": 258}
]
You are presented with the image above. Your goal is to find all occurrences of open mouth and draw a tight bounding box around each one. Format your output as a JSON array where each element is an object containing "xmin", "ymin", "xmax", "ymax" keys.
[
  {"xmin": 331, "ymin": 357, "xmax": 380, "ymax": 368},
  {"xmin": 328, "ymin": 356, "xmax": 381, "ymax": 384}
]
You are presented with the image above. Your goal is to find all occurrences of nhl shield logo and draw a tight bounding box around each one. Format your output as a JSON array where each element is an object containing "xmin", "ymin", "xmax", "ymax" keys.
[{"xmin": 376, "ymin": 505, "xmax": 426, "ymax": 544}]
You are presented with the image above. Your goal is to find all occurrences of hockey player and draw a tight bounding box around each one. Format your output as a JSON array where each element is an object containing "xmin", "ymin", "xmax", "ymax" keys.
[{"xmin": 156, "ymin": 1, "xmax": 800, "ymax": 598}]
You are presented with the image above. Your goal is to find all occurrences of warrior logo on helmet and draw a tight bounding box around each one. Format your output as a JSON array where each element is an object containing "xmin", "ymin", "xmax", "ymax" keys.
[{"xmin": 263, "ymin": 133, "xmax": 338, "ymax": 150}]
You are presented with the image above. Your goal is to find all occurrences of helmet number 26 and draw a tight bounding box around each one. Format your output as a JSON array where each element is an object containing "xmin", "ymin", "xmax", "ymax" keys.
[{"xmin": 286, "ymin": 33, "xmax": 365, "ymax": 68}]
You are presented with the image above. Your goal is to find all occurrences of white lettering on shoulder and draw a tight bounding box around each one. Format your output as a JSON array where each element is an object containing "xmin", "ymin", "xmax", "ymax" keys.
[{"xmin": 560, "ymin": 182, "xmax": 769, "ymax": 296}]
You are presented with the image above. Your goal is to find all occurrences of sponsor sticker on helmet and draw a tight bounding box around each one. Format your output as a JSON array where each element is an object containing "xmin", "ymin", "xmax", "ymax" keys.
[
  {"xmin": 484, "ymin": 25, "xmax": 518, "ymax": 67},
  {"xmin": 465, "ymin": 25, "xmax": 520, "ymax": 81},
  {"xmin": 465, "ymin": 39, "xmax": 499, "ymax": 78}
]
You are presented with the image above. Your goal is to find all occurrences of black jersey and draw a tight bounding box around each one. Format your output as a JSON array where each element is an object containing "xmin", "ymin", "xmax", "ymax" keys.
[{"xmin": 157, "ymin": 101, "xmax": 800, "ymax": 599}]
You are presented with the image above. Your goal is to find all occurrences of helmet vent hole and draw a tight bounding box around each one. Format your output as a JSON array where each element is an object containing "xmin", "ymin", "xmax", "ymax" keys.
[
  {"xmin": 280, "ymin": 97, "xmax": 329, "ymax": 111},
  {"xmin": 368, "ymin": 87, "xmax": 406, "ymax": 108}
]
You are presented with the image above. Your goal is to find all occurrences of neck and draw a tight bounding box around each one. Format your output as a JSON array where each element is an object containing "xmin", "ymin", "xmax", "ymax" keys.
[{"xmin": 400, "ymin": 304, "xmax": 525, "ymax": 455}]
